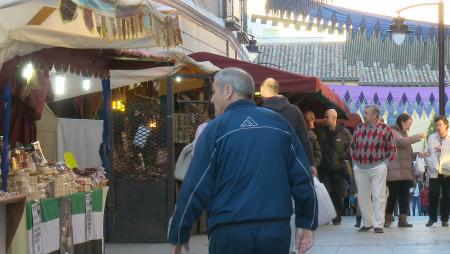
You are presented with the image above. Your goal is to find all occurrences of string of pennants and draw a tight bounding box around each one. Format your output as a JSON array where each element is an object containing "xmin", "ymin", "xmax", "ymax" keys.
[
  {"xmin": 264, "ymin": 0, "xmax": 450, "ymax": 42},
  {"xmin": 59, "ymin": 0, "xmax": 182, "ymax": 47},
  {"xmin": 261, "ymin": 0, "xmax": 450, "ymax": 68},
  {"xmin": 329, "ymin": 85, "xmax": 450, "ymax": 118}
]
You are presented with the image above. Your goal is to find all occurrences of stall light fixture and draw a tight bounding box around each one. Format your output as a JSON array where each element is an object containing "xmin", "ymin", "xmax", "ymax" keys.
[
  {"xmin": 149, "ymin": 119, "xmax": 157, "ymax": 128},
  {"xmin": 55, "ymin": 74, "xmax": 65, "ymax": 95},
  {"xmin": 175, "ymin": 76, "xmax": 182, "ymax": 82},
  {"xmin": 21, "ymin": 62, "xmax": 35, "ymax": 83},
  {"xmin": 82, "ymin": 79, "xmax": 91, "ymax": 91},
  {"xmin": 112, "ymin": 99, "xmax": 126, "ymax": 112}
]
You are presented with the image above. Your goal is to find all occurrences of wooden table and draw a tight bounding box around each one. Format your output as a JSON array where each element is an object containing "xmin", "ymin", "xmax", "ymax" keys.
[{"xmin": 0, "ymin": 194, "xmax": 26, "ymax": 254}]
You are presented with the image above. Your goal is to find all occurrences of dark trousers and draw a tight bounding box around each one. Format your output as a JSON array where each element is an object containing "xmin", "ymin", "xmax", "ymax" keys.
[
  {"xmin": 209, "ymin": 220, "xmax": 290, "ymax": 254},
  {"xmin": 320, "ymin": 170, "xmax": 348, "ymax": 221},
  {"xmin": 386, "ymin": 180, "xmax": 411, "ymax": 215},
  {"xmin": 429, "ymin": 176, "xmax": 450, "ymax": 222}
]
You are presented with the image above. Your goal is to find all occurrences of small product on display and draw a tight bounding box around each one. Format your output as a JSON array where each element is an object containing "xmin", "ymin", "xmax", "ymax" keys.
[
  {"xmin": 4, "ymin": 140, "xmax": 108, "ymax": 201},
  {"xmin": 31, "ymin": 141, "xmax": 48, "ymax": 167},
  {"xmin": 0, "ymin": 191, "xmax": 20, "ymax": 200}
]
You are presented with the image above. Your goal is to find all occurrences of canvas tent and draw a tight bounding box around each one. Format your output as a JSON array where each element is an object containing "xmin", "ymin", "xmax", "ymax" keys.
[
  {"xmin": 0, "ymin": 0, "xmax": 182, "ymax": 69},
  {"xmin": 0, "ymin": 0, "xmax": 222, "ymax": 248},
  {"xmin": 189, "ymin": 52, "xmax": 350, "ymax": 118}
]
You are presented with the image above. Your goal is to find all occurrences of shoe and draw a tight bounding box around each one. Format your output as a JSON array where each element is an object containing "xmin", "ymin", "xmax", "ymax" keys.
[
  {"xmin": 332, "ymin": 217, "xmax": 341, "ymax": 225},
  {"xmin": 374, "ymin": 228, "xmax": 384, "ymax": 233},
  {"xmin": 426, "ymin": 219, "xmax": 437, "ymax": 227},
  {"xmin": 386, "ymin": 214, "xmax": 395, "ymax": 223},
  {"xmin": 442, "ymin": 221, "xmax": 449, "ymax": 227},
  {"xmin": 358, "ymin": 226, "xmax": 373, "ymax": 232},
  {"xmin": 384, "ymin": 213, "xmax": 394, "ymax": 228},
  {"xmin": 398, "ymin": 214, "xmax": 413, "ymax": 228},
  {"xmin": 354, "ymin": 216, "xmax": 362, "ymax": 228}
]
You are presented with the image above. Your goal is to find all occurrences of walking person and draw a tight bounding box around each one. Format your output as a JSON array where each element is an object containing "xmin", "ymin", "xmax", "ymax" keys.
[
  {"xmin": 260, "ymin": 78, "xmax": 319, "ymax": 254},
  {"xmin": 420, "ymin": 184, "xmax": 430, "ymax": 216},
  {"xmin": 421, "ymin": 116, "xmax": 450, "ymax": 227},
  {"xmin": 351, "ymin": 105, "xmax": 397, "ymax": 233},
  {"xmin": 384, "ymin": 113, "xmax": 425, "ymax": 228},
  {"xmin": 303, "ymin": 111, "xmax": 322, "ymax": 169},
  {"xmin": 316, "ymin": 109, "xmax": 352, "ymax": 225},
  {"xmin": 168, "ymin": 68, "xmax": 318, "ymax": 254},
  {"xmin": 260, "ymin": 78, "xmax": 317, "ymax": 176},
  {"xmin": 411, "ymin": 179, "xmax": 422, "ymax": 216},
  {"xmin": 304, "ymin": 110, "xmax": 317, "ymax": 131}
]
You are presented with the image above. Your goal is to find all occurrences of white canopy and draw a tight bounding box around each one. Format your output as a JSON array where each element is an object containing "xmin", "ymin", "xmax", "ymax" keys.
[
  {"xmin": 0, "ymin": 0, "xmax": 182, "ymax": 69},
  {"xmin": 0, "ymin": 0, "xmax": 220, "ymax": 100}
]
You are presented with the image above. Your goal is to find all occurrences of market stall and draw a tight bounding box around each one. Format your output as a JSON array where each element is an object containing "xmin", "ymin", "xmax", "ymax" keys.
[
  {"xmin": 189, "ymin": 52, "xmax": 351, "ymax": 118},
  {"xmin": 0, "ymin": 0, "xmax": 218, "ymax": 252}
]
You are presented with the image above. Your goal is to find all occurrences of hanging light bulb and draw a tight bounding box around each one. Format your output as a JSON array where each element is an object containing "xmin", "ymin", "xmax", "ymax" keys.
[
  {"xmin": 22, "ymin": 62, "xmax": 35, "ymax": 83},
  {"xmin": 55, "ymin": 74, "xmax": 65, "ymax": 95},
  {"xmin": 82, "ymin": 79, "xmax": 91, "ymax": 91},
  {"xmin": 175, "ymin": 76, "xmax": 182, "ymax": 82}
]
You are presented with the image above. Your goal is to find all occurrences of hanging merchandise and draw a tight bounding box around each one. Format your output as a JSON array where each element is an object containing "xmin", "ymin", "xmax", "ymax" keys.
[{"xmin": 58, "ymin": 0, "xmax": 182, "ymax": 47}]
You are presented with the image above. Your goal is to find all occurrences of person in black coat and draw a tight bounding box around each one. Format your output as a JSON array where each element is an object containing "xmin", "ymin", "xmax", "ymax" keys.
[
  {"xmin": 261, "ymin": 78, "xmax": 317, "ymax": 176},
  {"xmin": 316, "ymin": 109, "xmax": 352, "ymax": 225}
]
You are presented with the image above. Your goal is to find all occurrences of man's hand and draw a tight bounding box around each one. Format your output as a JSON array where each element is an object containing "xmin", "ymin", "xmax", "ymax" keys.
[
  {"xmin": 296, "ymin": 228, "xmax": 314, "ymax": 254},
  {"xmin": 171, "ymin": 243, "xmax": 189, "ymax": 254},
  {"xmin": 310, "ymin": 166, "xmax": 318, "ymax": 177}
]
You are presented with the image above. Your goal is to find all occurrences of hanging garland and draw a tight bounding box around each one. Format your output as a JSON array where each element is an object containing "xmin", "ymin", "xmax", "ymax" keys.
[{"xmin": 59, "ymin": 0, "xmax": 182, "ymax": 47}]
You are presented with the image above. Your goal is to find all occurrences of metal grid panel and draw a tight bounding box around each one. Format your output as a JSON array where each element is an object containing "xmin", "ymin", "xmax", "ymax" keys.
[{"xmin": 112, "ymin": 97, "xmax": 167, "ymax": 181}]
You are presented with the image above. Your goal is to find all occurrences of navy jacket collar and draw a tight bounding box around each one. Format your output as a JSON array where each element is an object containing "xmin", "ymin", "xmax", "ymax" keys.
[{"xmin": 224, "ymin": 100, "xmax": 256, "ymax": 112}]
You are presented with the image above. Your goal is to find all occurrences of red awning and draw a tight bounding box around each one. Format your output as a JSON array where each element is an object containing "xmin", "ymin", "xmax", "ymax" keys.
[{"xmin": 189, "ymin": 52, "xmax": 350, "ymax": 118}]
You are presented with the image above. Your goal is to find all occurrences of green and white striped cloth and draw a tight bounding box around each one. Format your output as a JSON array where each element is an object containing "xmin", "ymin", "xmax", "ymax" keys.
[{"xmin": 17, "ymin": 187, "xmax": 108, "ymax": 254}]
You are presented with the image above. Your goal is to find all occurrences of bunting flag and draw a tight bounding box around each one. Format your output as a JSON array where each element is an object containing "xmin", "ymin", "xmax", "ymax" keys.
[
  {"xmin": 59, "ymin": 0, "xmax": 182, "ymax": 47},
  {"xmin": 259, "ymin": 0, "xmax": 450, "ymax": 68}
]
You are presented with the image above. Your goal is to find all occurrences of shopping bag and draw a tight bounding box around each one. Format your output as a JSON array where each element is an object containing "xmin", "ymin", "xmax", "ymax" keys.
[
  {"xmin": 174, "ymin": 143, "xmax": 194, "ymax": 181},
  {"xmin": 414, "ymin": 155, "xmax": 425, "ymax": 175},
  {"xmin": 314, "ymin": 177, "xmax": 337, "ymax": 225}
]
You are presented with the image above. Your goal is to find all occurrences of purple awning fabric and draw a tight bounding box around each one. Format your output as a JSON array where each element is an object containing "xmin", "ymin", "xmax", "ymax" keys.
[
  {"xmin": 328, "ymin": 84, "xmax": 450, "ymax": 117},
  {"xmin": 328, "ymin": 85, "xmax": 448, "ymax": 106}
]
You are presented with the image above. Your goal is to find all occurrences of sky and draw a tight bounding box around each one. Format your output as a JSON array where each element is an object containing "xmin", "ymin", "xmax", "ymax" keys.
[{"xmin": 247, "ymin": 0, "xmax": 450, "ymax": 25}]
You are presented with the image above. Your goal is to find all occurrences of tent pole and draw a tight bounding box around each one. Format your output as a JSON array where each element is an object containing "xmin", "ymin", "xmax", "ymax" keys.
[
  {"xmin": 100, "ymin": 78, "xmax": 112, "ymax": 179},
  {"xmin": 166, "ymin": 76, "xmax": 175, "ymax": 218},
  {"xmin": 1, "ymin": 83, "xmax": 11, "ymax": 192}
]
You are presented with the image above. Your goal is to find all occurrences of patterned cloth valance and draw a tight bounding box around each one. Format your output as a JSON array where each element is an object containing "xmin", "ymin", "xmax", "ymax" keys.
[{"xmin": 59, "ymin": 0, "xmax": 182, "ymax": 47}]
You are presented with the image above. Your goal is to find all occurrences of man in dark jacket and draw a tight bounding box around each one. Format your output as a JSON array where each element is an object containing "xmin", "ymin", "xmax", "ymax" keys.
[
  {"xmin": 316, "ymin": 109, "xmax": 352, "ymax": 225},
  {"xmin": 168, "ymin": 68, "xmax": 317, "ymax": 254},
  {"xmin": 260, "ymin": 78, "xmax": 317, "ymax": 176}
]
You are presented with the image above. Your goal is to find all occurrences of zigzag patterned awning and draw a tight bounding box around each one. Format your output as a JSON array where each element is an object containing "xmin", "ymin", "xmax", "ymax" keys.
[
  {"xmin": 264, "ymin": 1, "xmax": 450, "ymax": 40},
  {"xmin": 329, "ymin": 84, "xmax": 450, "ymax": 117},
  {"xmin": 262, "ymin": 1, "xmax": 450, "ymax": 68}
]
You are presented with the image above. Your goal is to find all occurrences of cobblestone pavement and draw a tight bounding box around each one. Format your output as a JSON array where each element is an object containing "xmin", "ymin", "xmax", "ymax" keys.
[{"xmin": 106, "ymin": 216, "xmax": 450, "ymax": 254}]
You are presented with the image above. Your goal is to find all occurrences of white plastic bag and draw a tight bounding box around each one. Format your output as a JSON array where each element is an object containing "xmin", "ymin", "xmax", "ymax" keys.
[
  {"xmin": 314, "ymin": 177, "xmax": 337, "ymax": 225},
  {"xmin": 174, "ymin": 143, "xmax": 194, "ymax": 181},
  {"xmin": 414, "ymin": 154, "xmax": 425, "ymax": 175}
]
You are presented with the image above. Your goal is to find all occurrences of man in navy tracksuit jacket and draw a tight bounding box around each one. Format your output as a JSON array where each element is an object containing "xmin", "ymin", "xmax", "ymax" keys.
[{"xmin": 169, "ymin": 68, "xmax": 318, "ymax": 254}]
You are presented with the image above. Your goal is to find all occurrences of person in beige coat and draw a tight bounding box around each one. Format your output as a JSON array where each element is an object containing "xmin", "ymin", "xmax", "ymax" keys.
[{"xmin": 384, "ymin": 113, "xmax": 425, "ymax": 227}]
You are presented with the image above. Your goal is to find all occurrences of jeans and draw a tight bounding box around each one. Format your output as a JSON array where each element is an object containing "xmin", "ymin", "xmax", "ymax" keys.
[{"xmin": 411, "ymin": 196, "xmax": 420, "ymax": 216}]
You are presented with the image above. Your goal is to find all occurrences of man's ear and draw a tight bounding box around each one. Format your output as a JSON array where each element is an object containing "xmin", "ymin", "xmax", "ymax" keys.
[{"xmin": 225, "ymin": 85, "xmax": 233, "ymax": 99}]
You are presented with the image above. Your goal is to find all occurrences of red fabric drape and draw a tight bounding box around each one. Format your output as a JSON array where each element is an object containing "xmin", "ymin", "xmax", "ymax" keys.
[{"xmin": 7, "ymin": 70, "xmax": 50, "ymax": 146}]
